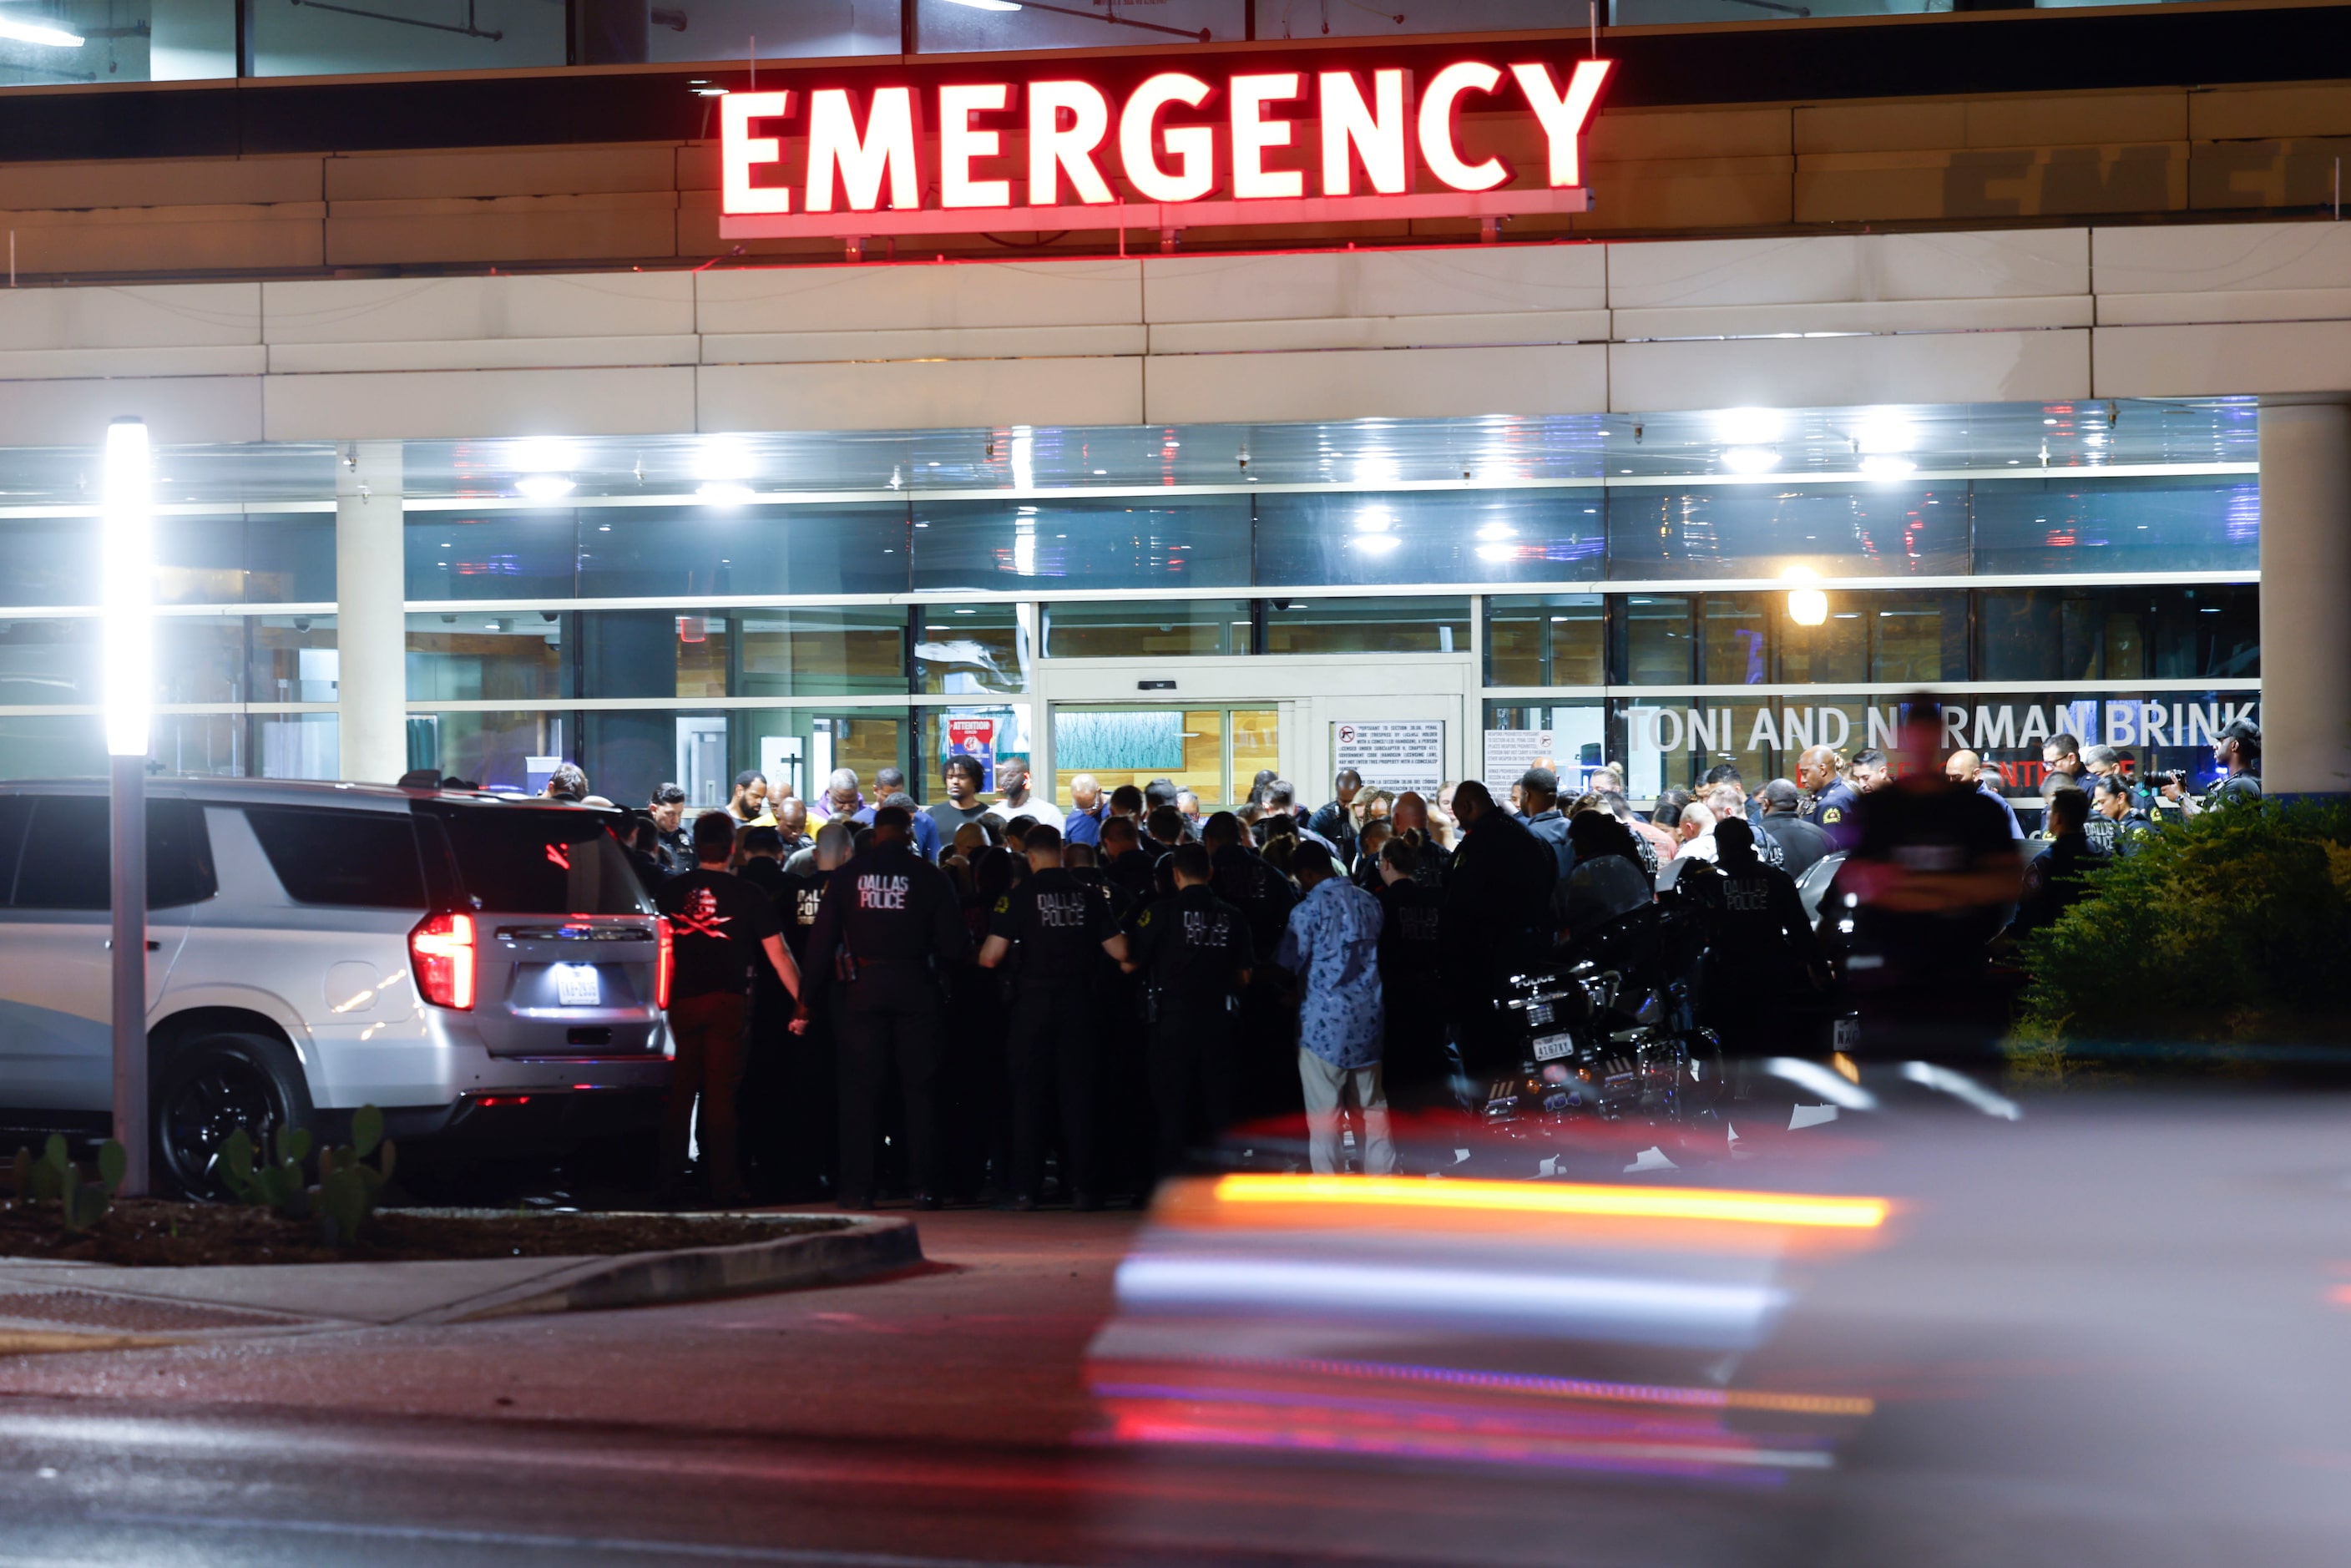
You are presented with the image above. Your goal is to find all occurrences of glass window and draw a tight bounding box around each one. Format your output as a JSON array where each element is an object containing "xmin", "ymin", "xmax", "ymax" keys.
[
  {"xmin": 408, "ymin": 612, "xmax": 563, "ymax": 702},
  {"xmin": 13, "ymin": 797, "xmax": 215, "ymax": 911},
  {"xmin": 1256, "ymin": 490, "xmax": 1604, "ymax": 587},
  {"xmin": 726, "ymin": 710, "xmax": 910, "ymax": 812},
  {"xmin": 1620, "ymin": 595, "xmax": 1693, "ymax": 685},
  {"xmin": 579, "ymin": 505, "xmax": 908, "ymax": 599},
  {"xmin": 1265, "ymin": 596, "xmax": 1469, "ymax": 655},
  {"xmin": 0, "ymin": 618, "xmax": 96, "ymax": 706},
  {"xmin": 0, "ymin": 0, "xmax": 235, "ymax": 87},
  {"xmin": 1044, "ymin": 599, "xmax": 1243, "ymax": 659},
  {"xmin": 1971, "ymin": 478, "xmax": 2260, "ymax": 575},
  {"xmin": 0, "ymin": 714, "xmax": 103, "ymax": 780},
  {"xmin": 1607, "ymin": 485, "xmax": 1969, "ymax": 579},
  {"xmin": 255, "ymin": 713, "xmax": 341, "ymax": 779},
  {"xmin": 250, "ymin": 0, "xmax": 563, "ymax": 76},
  {"xmin": 913, "ymin": 0, "xmax": 1239, "ymax": 50},
  {"xmin": 1873, "ymin": 593, "xmax": 1968, "ymax": 685},
  {"xmin": 1977, "ymin": 589, "xmax": 2103, "ymax": 683},
  {"xmin": 154, "ymin": 513, "xmax": 334, "ymax": 605},
  {"xmin": 918, "ymin": 706, "xmax": 1031, "ymax": 808},
  {"xmin": 0, "ymin": 518, "xmax": 96, "ymax": 608},
  {"xmin": 738, "ymin": 607, "xmax": 908, "ymax": 698},
  {"xmin": 245, "ymin": 807, "xmax": 426, "ymax": 909},
  {"xmin": 1483, "ymin": 701, "xmax": 1608, "ymax": 795},
  {"xmin": 918, "ymin": 604, "xmax": 1024, "ymax": 695},
  {"xmin": 2133, "ymin": 585, "xmax": 2259, "ymax": 680},
  {"xmin": 410, "ymin": 711, "xmax": 556, "ymax": 793},
  {"xmin": 1052, "ymin": 707, "xmax": 1232, "ymax": 811},
  {"xmin": 408, "ymin": 513, "xmax": 577, "ymax": 601},
  {"xmin": 1231, "ymin": 707, "xmax": 1279, "ymax": 807},
  {"xmin": 915, "ymin": 498, "xmax": 1250, "ymax": 591},
  {"xmin": 1699, "ymin": 594, "xmax": 1771, "ymax": 685},
  {"xmin": 422, "ymin": 805, "xmax": 649, "ymax": 917},
  {"xmin": 248, "ymin": 615, "xmax": 340, "ymax": 705},
  {"xmin": 1484, "ymin": 594, "xmax": 1605, "ymax": 688},
  {"xmin": 643, "ymin": 2, "xmax": 897, "ymax": 62},
  {"xmin": 156, "ymin": 713, "xmax": 245, "ymax": 778},
  {"xmin": 579, "ymin": 610, "xmax": 682, "ymax": 701},
  {"xmin": 1776, "ymin": 591, "xmax": 1869, "ymax": 686},
  {"xmin": 154, "ymin": 618, "xmax": 245, "ymax": 705}
]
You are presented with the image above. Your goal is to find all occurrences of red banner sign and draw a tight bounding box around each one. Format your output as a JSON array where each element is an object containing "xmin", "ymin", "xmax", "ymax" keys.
[{"xmin": 718, "ymin": 56, "xmax": 1611, "ymax": 240}]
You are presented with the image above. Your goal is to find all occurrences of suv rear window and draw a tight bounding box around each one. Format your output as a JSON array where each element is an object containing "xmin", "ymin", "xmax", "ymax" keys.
[
  {"xmin": 423, "ymin": 805, "xmax": 648, "ymax": 916},
  {"xmin": 245, "ymin": 807, "xmax": 427, "ymax": 909},
  {"xmin": 10, "ymin": 797, "xmax": 217, "ymax": 911}
]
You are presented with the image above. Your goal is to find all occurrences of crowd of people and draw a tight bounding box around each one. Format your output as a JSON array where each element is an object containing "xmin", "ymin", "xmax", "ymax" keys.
[{"xmin": 493, "ymin": 703, "xmax": 2259, "ymax": 1209}]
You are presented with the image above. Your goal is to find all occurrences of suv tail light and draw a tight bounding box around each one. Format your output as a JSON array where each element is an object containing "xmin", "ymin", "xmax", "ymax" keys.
[
  {"xmin": 655, "ymin": 916, "xmax": 675, "ymax": 1010},
  {"xmin": 410, "ymin": 911, "xmax": 477, "ymax": 1009}
]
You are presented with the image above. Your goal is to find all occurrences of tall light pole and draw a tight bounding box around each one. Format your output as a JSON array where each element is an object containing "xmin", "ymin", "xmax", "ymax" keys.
[{"xmin": 104, "ymin": 417, "xmax": 151, "ymax": 1195}]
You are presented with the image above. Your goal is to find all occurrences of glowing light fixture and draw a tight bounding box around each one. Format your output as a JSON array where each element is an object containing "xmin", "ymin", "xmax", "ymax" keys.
[
  {"xmin": 1715, "ymin": 407, "xmax": 1783, "ymax": 445},
  {"xmin": 1853, "ymin": 414, "xmax": 1915, "ymax": 454},
  {"xmin": 1212, "ymin": 1173, "xmax": 1889, "ymax": 1230},
  {"xmin": 696, "ymin": 482, "xmax": 756, "ymax": 504},
  {"xmin": 514, "ymin": 473, "xmax": 576, "ymax": 501},
  {"xmin": 1722, "ymin": 446, "xmax": 1779, "ymax": 474},
  {"xmin": 1349, "ymin": 533, "xmax": 1403, "ymax": 554},
  {"xmin": 1474, "ymin": 523, "xmax": 1516, "ymax": 541},
  {"xmin": 1858, "ymin": 455, "xmax": 1915, "ymax": 480},
  {"xmin": 941, "ymin": 0, "xmax": 1021, "ymax": 8},
  {"xmin": 103, "ymin": 418, "xmax": 151, "ymax": 758},
  {"xmin": 0, "ymin": 14, "xmax": 84, "ymax": 46},
  {"xmin": 1783, "ymin": 565, "xmax": 1828, "ymax": 628}
]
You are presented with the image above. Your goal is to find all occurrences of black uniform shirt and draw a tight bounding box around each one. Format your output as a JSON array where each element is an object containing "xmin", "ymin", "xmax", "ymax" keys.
[
  {"xmin": 988, "ymin": 867, "xmax": 1120, "ymax": 990},
  {"xmin": 1756, "ymin": 812, "xmax": 1834, "ymax": 880},
  {"xmin": 1105, "ymin": 847, "xmax": 1160, "ymax": 908},
  {"xmin": 801, "ymin": 842, "xmax": 971, "ymax": 1004},
  {"xmin": 1210, "ymin": 842, "xmax": 1299, "ymax": 959},
  {"xmin": 1129, "ymin": 884, "xmax": 1256, "ymax": 1011},
  {"xmin": 774, "ymin": 867, "xmax": 827, "ymax": 959},
  {"xmin": 1373, "ymin": 877, "xmax": 1445, "ymax": 1007},
  {"xmin": 656, "ymin": 868, "xmax": 783, "ymax": 1000},
  {"xmin": 1439, "ymin": 809, "xmax": 1558, "ymax": 979},
  {"xmin": 1849, "ymin": 781, "xmax": 2020, "ymax": 969},
  {"xmin": 1686, "ymin": 852, "xmax": 1823, "ymax": 987}
]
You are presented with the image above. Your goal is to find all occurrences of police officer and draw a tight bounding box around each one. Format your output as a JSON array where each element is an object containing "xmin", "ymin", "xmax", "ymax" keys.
[
  {"xmin": 1517, "ymin": 766, "xmax": 1574, "ymax": 883},
  {"xmin": 649, "ymin": 783, "xmax": 692, "ymax": 873},
  {"xmin": 1440, "ymin": 781, "xmax": 1558, "ymax": 1080},
  {"xmin": 978, "ymin": 824, "xmax": 1129, "ymax": 1210},
  {"xmin": 1797, "ymin": 744, "xmax": 1864, "ymax": 850},
  {"xmin": 2090, "ymin": 772, "xmax": 2154, "ymax": 853},
  {"xmin": 1372, "ymin": 835, "xmax": 1449, "ymax": 1106},
  {"xmin": 1123, "ymin": 842, "xmax": 1254, "ymax": 1179},
  {"xmin": 797, "ymin": 805, "xmax": 969, "ymax": 1211},
  {"xmin": 1676, "ymin": 817, "xmax": 1828, "ymax": 1058},
  {"xmin": 751, "ymin": 821, "xmax": 852, "ymax": 1201},
  {"xmin": 1755, "ymin": 779, "xmax": 1833, "ymax": 879},
  {"xmin": 1201, "ymin": 811, "xmax": 1302, "ymax": 1120}
]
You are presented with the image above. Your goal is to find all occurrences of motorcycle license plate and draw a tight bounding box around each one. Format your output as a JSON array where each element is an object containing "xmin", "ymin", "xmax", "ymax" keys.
[
  {"xmin": 1530, "ymin": 1032, "xmax": 1575, "ymax": 1062},
  {"xmin": 1832, "ymin": 1015, "xmax": 1860, "ymax": 1051},
  {"xmin": 554, "ymin": 964, "xmax": 602, "ymax": 1007}
]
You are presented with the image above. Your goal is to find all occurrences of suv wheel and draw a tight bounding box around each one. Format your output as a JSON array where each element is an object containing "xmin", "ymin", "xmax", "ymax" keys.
[{"xmin": 154, "ymin": 1034, "xmax": 312, "ymax": 1200}]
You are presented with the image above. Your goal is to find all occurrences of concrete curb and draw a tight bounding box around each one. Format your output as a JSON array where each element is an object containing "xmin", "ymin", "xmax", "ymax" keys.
[{"xmin": 410, "ymin": 1212, "xmax": 925, "ymax": 1324}]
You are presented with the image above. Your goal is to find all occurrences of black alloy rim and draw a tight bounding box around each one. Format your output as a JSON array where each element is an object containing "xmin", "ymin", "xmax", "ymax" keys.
[{"xmin": 160, "ymin": 1055, "xmax": 281, "ymax": 1196}]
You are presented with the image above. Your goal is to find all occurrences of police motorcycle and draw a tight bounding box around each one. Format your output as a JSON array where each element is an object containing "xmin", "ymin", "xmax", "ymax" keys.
[{"xmin": 1476, "ymin": 900, "xmax": 1730, "ymax": 1171}]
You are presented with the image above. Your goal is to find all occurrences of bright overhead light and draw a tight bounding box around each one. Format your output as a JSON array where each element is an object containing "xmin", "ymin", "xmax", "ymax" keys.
[
  {"xmin": 697, "ymin": 436, "xmax": 756, "ymax": 483},
  {"xmin": 1853, "ymin": 414, "xmax": 1915, "ymax": 454},
  {"xmin": 1782, "ymin": 565, "xmax": 1828, "ymax": 629},
  {"xmin": 103, "ymin": 419, "xmax": 151, "ymax": 758},
  {"xmin": 2084, "ymin": 432, "xmax": 2107, "ymax": 447},
  {"xmin": 697, "ymin": 482, "xmax": 756, "ymax": 504},
  {"xmin": 514, "ymin": 474, "xmax": 576, "ymax": 501},
  {"xmin": 0, "ymin": 14, "xmax": 84, "ymax": 45},
  {"xmin": 1715, "ymin": 407, "xmax": 1783, "ymax": 445},
  {"xmin": 1350, "ymin": 534, "xmax": 1403, "ymax": 554},
  {"xmin": 1352, "ymin": 509, "xmax": 1396, "ymax": 534},
  {"xmin": 1354, "ymin": 457, "xmax": 1398, "ymax": 485},
  {"xmin": 941, "ymin": 0, "xmax": 1021, "ymax": 9},
  {"xmin": 1722, "ymin": 446, "xmax": 1779, "ymax": 474},
  {"xmin": 1475, "ymin": 542, "xmax": 1516, "ymax": 562},
  {"xmin": 1858, "ymin": 455, "xmax": 1915, "ymax": 479},
  {"xmin": 510, "ymin": 437, "xmax": 579, "ymax": 473},
  {"xmin": 1474, "ymin": 523, "xmax": 1516, "ymax": 541}
]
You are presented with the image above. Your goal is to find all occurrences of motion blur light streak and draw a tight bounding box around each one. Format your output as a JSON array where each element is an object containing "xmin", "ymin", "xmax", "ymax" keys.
[
  {"xmin": 1212, "ymin": 1356, "xmax": 1876, "ymax": 1417},
  {"xmin": 1114, "ymin": 1257, "xmax": 1789, "ymax": 1343},
  {"xmin": 1210, "ymin": 1173, "xmax": 1891, "ymax": 1230}
]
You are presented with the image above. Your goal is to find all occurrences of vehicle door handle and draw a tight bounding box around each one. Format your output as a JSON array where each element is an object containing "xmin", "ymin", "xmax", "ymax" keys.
[{"xmin": 104, "ymin": 940, "xmax": 163, "ymax": 952}]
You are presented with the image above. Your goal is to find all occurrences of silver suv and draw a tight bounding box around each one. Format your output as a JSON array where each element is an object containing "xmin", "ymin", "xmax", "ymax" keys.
[{"xmin": 0, "ymin": 778, "xmax": 670, "ymax": 1194}]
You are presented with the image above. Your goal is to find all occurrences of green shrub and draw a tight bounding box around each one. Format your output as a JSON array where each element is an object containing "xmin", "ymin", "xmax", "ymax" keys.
[
  {"xmin": 2017, "ymin": 799, "xmax": 2351, "ymax": 1047},
  {"xmin": 9, "ymin": 1134, "xmax": 129, "ymax": 1232},
  {"xmin": 216, "ymin": 1106, "xmax": 396, "ymax": 1247}
]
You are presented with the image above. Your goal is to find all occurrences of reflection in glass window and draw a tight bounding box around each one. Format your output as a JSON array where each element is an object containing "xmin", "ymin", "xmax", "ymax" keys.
[
  {"xmin": 915, "ymin": 498, "xmax": 1250, "ymax": 591},
  {"xmin": 408, "ymin": 513, "xmax": 578, "ymax": 601},
  {"xmin": 158, "ymin": 713, "xmax": 244, "ymax": 777},
  {"xmin": 1053, "ymin": 708, "xmax": 1227, "ymax": 808},
  {"xmin": 1776, "ymin": 591, "xmax": 1868, "ymax": 686},
  {"xmin": 1977, "ymin": 589, "xmax": 2105, "ymax": 683},
  {"xmin": 1873, "ymin": 593, "xmax": 1967, "ymax": 684},
  {"xmin": 1256, "ymin": 490, "xmax": 1603, "ymax": 587},
  {"xmin": 0, "ymin": 0, "xmax": 235, "ymax": 87},
  {"xmin": 157, "ymin": 618, "xmax": 245, "ymax": 705},
  {"xmin": 1484, "ymin": 701, "xmax": 1608, "ymax": 792},
  {"xmin": 1700, "ymin": 594, "xmax": 1771, "ymax": 685},
  {"xmin": 407, "ymin": 612, "xmax": 560, "ymax": 702},
  {"xmin": 1484, "ymin": 595, "xmax": 1606, "ymax": 688},
  {"xmin": 0, "ymin": 618, "xmax": 94, "ymax": 706},
  {"xmin": 156, "ymin": 513, "xmax": 335, "ymax": 605},
  {"xmin": 580, "ymin": 505, "xmax": 907, "ymax": 599},
  {"xmin": 1620, "ymin": 596, "xmax": 1693, "ymax": 685},
  {"xmin": 1044, "ymin": 600, "xmax": 1246, "ymax": 659},
  {"xmin": 738, "ymin": 607, "xmax": 908, "ymax": 698},
  {"xmin": 1607, "ymin": 485, "xmax": 1969, "ymax": 579},
  {"xmin": 411, "ymin": 710, "xmax": 559, "ymax": 794},
  {"xmin": 1972, "ymin": 478, "xmax": 2259, "ymax": 575},
  {"xmin": 913, "ymin": 0, "xmax": 1240, "ymax": 50},
  {"xmin": 1265, "ymin": 597, "xmax": 1469, "ymax": 655},
  {"xmin": 0, "ymin": 518, "xmax": 95, "ymax": 607},
  {"xmin": 255, "ymin": 713, "xmax": 340, "ymax": 780},
  {"xmin": 918, "ymin": 604, "xmax": 1025, "ymax": 693},
  {"xmin": 250, "ymin": 0, "xmax": 560, "ymax": 76},
  {"xmin": 1980, "ymin": 586, "xmax": 2258, "ymax": 682}
]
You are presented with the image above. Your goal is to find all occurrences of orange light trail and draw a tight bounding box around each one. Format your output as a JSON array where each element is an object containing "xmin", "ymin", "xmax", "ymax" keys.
[{"xmin": 1211, "ymin": 1174, "xmax": 1891, "ymax": 1230}]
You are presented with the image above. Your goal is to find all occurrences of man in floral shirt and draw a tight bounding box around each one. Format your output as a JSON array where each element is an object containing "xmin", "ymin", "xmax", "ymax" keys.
[{"xmin": 1277, "ymin": 841, "xmax": 1394, "ymax": 1176}]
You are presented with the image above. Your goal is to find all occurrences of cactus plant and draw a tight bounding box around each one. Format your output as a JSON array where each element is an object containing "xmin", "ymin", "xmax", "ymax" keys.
[
  {"xmin": 8, "ymin": 1136, "xmax": 128, "ymax": 1232},
  {"xmin": 213, "ymin": 1109, "xmax": 395, "ymax": 1247}
]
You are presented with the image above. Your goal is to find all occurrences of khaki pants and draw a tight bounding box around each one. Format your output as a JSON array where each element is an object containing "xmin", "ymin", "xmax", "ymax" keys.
[{"xmin": 1297, "ymin": 1048, "xmax": 1397, "ymax": 1176}]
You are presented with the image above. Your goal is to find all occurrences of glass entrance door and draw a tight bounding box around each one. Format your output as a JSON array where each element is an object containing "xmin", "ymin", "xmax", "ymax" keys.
[{"xmin": 1048, "ymin": 704, "xmax": 1280, "ymax": 812}]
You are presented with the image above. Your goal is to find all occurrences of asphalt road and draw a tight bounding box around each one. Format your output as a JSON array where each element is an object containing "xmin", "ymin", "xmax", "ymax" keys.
[{"xmin": 3, "ymin": 1097, "xmax": 2351, "ymax": 1565}]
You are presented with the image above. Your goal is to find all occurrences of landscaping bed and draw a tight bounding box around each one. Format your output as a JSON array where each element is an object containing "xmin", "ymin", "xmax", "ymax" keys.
[{"xmin": 0, "ymin": 1199, "xmax": 841, "ymax": 1268}]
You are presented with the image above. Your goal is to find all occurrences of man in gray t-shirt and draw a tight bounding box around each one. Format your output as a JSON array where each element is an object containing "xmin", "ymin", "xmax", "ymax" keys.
[{"xmin": 928, "ymin": 753, "xmax": 994, "ymax": 845}]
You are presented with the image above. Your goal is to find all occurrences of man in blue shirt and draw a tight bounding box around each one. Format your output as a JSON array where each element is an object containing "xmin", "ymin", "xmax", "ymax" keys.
[
  {"xmin": 1277, "ymin": 842, "xmax": 1394, "ymax": 1176},
  {"xmin": 852, "ymin": 766, "xmax": 941, "ymax": 859},
  {"xmin": 1063, "ymin": 772, "xmax": 1107, "ymax": 850}
]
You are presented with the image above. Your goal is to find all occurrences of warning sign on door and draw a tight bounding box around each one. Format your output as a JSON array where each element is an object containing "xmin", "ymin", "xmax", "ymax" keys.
[{"xmin": 1332, "ymin": 721, "xmax": 1443, "ymax": 797}]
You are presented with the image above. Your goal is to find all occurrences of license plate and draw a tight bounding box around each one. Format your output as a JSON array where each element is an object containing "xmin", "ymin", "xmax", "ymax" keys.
[
  {"xmin": 553, "ymin": 964, "xmax": 601, "ymax": 1007},
  {"xmin": 1530, "ymin": 1031, "xmax": 1575, "ymax": 1062},
  {"xmin": 1832, "ymin": 1015, "xmax": 1860, "ymax": 1051}
]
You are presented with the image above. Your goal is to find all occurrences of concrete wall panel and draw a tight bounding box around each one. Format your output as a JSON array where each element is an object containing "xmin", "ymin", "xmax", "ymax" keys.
[
  {"xmin": 323, "ymin": 145, "xmax": 678, "ymax": 201},
  {"xmin": 1607, "ymin": 230, "xmax": 2087, "ymax": 311},
  {"xmin": 262, "ymin": 366, "xmax": 696, "ymax": 441},
  {"xmin": 699, "ymin": 356, "xmax": 1142, "ymax": 432},
  {"xmin": 1143, "ymin": 343, "xmax": 1607, "ymax": 425},
  {"xmin": 696, "ymin": 259, "xmax": 1142, "ymax": 336},
  {"xmin": 324, "ymin": 195, "xmax": 677, "ymax": 267},
  {"xmin": 2093, "ymin": 320, "xmax": 2351, "ymax": 398},
  {"xmin": 0, "ymin": 374, "xmax": 261, "ymax": 446},
  {"xmin": 263, "ymin": 272, "xmax": 695, "ymax": 346},
  {"xmin": 0, "ymin": 282, "xmax": 259, "ymax": 350},
  {"xmin": 1142, "ymin": 246, "xmax": 1607, "ymax": 326},
  {"xmin": 1610, "ymin": 328, "xmax": 2089, "ymax": 412},
  {"xmin": 0, "ymin": 206, "xmax": 324, "ymax": 276}
]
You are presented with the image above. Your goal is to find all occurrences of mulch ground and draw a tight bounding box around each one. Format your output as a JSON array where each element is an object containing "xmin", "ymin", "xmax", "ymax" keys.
[{"xmin": 0, "ymin": 1199, "xmax": 839, "ymax": 1267}]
